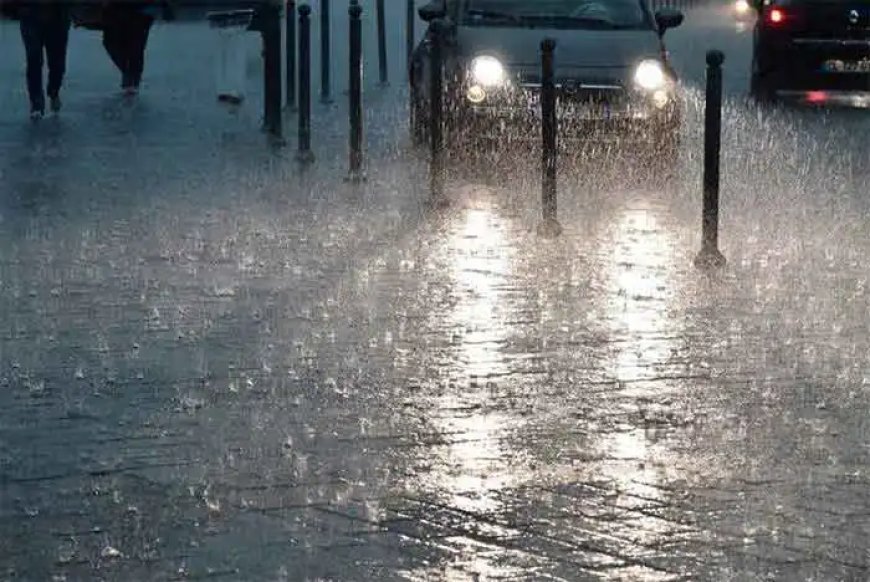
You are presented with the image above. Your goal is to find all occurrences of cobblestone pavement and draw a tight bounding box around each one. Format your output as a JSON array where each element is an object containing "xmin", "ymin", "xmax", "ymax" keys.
[{"xmin": 1, "ymin": 5, "xmax": 869, "ymax": 581}]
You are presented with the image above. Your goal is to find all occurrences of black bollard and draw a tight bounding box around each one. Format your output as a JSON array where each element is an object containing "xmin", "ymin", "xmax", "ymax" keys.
[
  {"xmin": 262, "ymin": 0, "xmax": 283, "ymax": 141},
  {"xmin": 428, "ymin": 19, "xmax": 445, "ymax": 202},
  {"xmin": 286, "ymin": 0, "xmax": 296, "ymax": 110},
  {"xmin": 297, "ymin": 4, "xmax": 314, "ymax": 162},
  {"xmin": 348, "ymin": 0, "xmax": 364, "ymax": 181},
  {"xmin": 695, "ymin": 50, "xmax": 727, "ymax": 269},
  {"xmin": 406, "ymin": 0, "xmax": 414, "ymax": 78},
  {"xmin": 377, "ymin": 0, "xmax": 388, "ymax": 86},
  {"xmin": 538, "ymin": 38, "xmax": 562, "ymax": 237},
  {"xmin": 319, "ymin": 0, "xmax": 332, "ymax": 103}
]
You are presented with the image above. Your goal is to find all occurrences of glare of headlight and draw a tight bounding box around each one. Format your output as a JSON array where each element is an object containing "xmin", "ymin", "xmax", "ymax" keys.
[
  {"xmin": 467, "ymin": 85, "xmax": 487, "ymax": 103},
  {"xmin": 470, "ymin": 56, "xmax": 505, "ymax": 87},
  {"xmin": 634, "ymin": 60, "xmax": 666, "ymax": 91},
  {"xmin": 734, "ymin": 0, "xmax": 750, "ymax": 14},
  {"xmin": 652, "ymin": 90, "xmax": 670, "ymax": 108}
]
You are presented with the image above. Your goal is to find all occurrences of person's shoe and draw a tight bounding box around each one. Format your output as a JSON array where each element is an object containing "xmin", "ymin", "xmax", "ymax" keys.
[
  {"xmin": 30, "ymin": 108, "xmax": 44, "ymax": 121},
  {"xmin": 122, "ymin": 85, "xmax": 138, "ymax": 97},
  {"xmin": 49, "ymin": 95, "xmax": 62, "ymax": 113}
]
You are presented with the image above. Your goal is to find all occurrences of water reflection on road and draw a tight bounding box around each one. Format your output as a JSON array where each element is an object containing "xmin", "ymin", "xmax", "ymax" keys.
[
  {"xmin": 597, "ymin": 200, "xmax": 691, "ymax": 581},
  {"xmin": 403, "ymin": 191, "xmax": 530, "ymax": 579},
  {"xmin": 394, "ymin": 190, "xmax": 706, "ymax": 580}
]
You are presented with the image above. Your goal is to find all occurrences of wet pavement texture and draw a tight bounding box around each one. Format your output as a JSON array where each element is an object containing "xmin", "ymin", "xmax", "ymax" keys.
[{"xmin": 1, "ymin": 4, "xmax": 870, "ymax": 581}]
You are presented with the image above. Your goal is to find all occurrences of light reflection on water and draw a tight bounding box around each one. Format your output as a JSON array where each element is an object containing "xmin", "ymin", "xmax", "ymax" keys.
[
  {"xmin": 405, "ymin": 193, "xmax": 526, "ymax": 579},
  {"xmin": 438, "ymin": 201, "xmax": 516, "ymax": 515},
  {"xmin": 400, "ymin": 194, "xmax": 695, "ymax": 579},
  {"xmin": 597, "ymin": 200, "xmax": 685, "ymax": 561},
  {"xmin": 604, "ymin": 202, "xmax": 679, "ymax": 383}
]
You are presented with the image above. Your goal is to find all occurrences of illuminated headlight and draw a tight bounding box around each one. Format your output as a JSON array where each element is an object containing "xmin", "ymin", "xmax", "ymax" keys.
[
  {"xmin": 634, "ymin": 60, "xmax": 667, "ymax": 92},
  {"xmin": 469, "ymin": 56, "xmax": 505, "ymax": 87},
  {"xmin": 734, "ymin": 0, "xmax": 750, "ymax": 14},
  {"xmin": 466, "ymin": 85, "xmax": 487, "ymax": 103}
]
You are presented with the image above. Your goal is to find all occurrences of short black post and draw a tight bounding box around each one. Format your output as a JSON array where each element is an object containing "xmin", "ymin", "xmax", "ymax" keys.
[
  {"xmin": 263, "ymin": 0, "xmax": 283, "ymax": 141},
  {"xmin": 428, "ymin": 19, "xmax": 445, "ymax": 202},
  {"xmin": 348, "ymin": 0, "xmax": 364, "ymax": 181},
  {"xmin": 297, "ymin": 4, "xmax": 314, "ymax": 162},
  {"xmin": 695, "ymin": 50, "xmax": 726, "ymax": 269},
  {"xmin": 377, "ymin": 0, "xmax": 388, "ymax": 86},
  {"xmin": 538, "ymin": 38, "xmax": 562, "ymax": 237},
  {"xmin": 406, "ymin": 0, "xmax": 414, "ymax": 77},
  {"xmin": 319, "ymin": 0, "xmax": 332, "ymax": 103},
  {"xmin": 286, "ymin": 0, "xmax": 296, "ymax": 110}
]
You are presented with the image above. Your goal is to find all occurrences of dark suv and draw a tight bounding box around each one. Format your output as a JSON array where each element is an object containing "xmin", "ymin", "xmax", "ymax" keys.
[
  {"xmin": 751, "ymin": 0, "xmax": 870, "ymax": 99},
  {"xmin": 409, "ymin": 0, "xmax": 684, "ymax": 160}
]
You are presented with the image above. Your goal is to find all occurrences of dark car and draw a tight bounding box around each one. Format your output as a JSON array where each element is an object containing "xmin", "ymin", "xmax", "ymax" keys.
[
  {"xmin": 751, "ymin": 0, "xmax": 870, "ymax": 100},
  {"xmin": 409, "ymin": 0, "xmax": 685, "ymax": 162}
]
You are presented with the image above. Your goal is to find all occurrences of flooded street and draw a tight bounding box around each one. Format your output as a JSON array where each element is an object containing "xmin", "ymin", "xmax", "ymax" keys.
[{"xmin": 1, "ymin": 2, "xmax": 868, "ymax": 580}]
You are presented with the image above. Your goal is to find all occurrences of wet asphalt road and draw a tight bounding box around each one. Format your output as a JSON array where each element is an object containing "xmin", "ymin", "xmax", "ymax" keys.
[{"xmin": 1, "ymin": 3, "xmax": 869, "ymax": 581}]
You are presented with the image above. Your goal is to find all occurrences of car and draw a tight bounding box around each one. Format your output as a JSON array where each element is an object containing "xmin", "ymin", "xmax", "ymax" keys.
[
  {"xmin": 750, "ymin": 0, "xmax": 870, "ymax": 101},
  {"xmin": 409, "ymin": 0, "xmax": 685, "ymax": 165}
]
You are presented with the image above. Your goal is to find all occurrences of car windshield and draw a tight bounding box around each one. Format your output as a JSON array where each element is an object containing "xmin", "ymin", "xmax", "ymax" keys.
[{"xmin": 462, "ymin": 0, "xmax": 650, "ymax": 28}]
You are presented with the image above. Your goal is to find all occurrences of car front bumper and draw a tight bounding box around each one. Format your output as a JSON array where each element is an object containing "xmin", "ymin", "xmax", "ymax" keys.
[{"xmin": 452, "ymin": 98, "xmax": 680, "ymax": 144}]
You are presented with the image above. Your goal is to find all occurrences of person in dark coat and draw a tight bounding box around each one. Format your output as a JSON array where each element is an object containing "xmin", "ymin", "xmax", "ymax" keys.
[
  {"xmin": 3, "ymin": 0, "xmax": 72, "ymax": 118},
  {"xmin": 101, "ymin": 1, "xmax": 161, "ymax": 95}
]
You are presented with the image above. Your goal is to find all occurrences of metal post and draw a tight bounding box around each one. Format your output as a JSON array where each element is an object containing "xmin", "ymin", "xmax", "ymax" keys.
[
  {"xmin": 695, "ymin": 50, "xmax": 726, "ymax": 269},
  {"xmin": 377, "ymin": 0, "xmax": 388, "ymax": 86},
  {"xmin": 428, "ymin": 19, "xmax": 445, "ymax": 202},
  {"xmin": 297, "ymin": 4, "xmax": 314, "ymax": 162},
  {"xmin": 319, "ymin": 0, "xmax": 332, "ymax": 103},
  {"xmin": 348, "ymin": 0, "xmax": 364, "ymax": 180},
  {"xmin": 263, "ymin": 0, "xmax": 283, "ymax": 141},
  {"xmin": 286, "ymin": 0, "xmax": 296, "ymax": 110},
  {"xmin": 539, "ymin": 38, "xmax": 562, "ymax": 237},
  {"xmin": 406, "ymin": 0, "xmax": 414, "ymax": 78}
]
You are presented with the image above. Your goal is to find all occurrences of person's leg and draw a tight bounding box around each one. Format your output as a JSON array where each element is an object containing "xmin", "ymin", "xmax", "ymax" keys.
[
  {"xmin": 45, "ymin": 19, "xmax": 70, "ymax": 105},
  {"xmin": 102, "ymin": 10, "xmax": 128, "ymax": 84},
  {"xmin": 19, "ymin": 18, "xmax": 46, "ymax": 113},
  {"xmin": 127, "ymin": 13, "xmax": 154, "ymax": 87},
  {"xmin": 103, "ymin": 29, "xmax": 125, "ymax": 74}
]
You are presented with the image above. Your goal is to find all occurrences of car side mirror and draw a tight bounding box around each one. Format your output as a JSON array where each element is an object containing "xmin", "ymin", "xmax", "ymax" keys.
[
  {"xmin": 418, "ymin": 0, "xmax": 446, "ymax": 22},
  {"xmin": 654, "ymin": 8, "xmax": 684, "ymax": 35}
]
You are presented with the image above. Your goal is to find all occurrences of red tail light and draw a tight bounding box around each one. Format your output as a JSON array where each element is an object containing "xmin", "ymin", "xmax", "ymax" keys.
[
  {"xmin": 806, "ymin": 91, "xmax": 828, "ymax": 104},
  {"xmin": 767, "ymin": 7, "xmax": 786, "ymax": 24}
]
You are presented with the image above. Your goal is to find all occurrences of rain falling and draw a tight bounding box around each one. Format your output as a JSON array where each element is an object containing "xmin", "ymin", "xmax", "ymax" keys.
[{"xmin": 0, "ymin": 0, "xmax": 868, "ymax": 580}]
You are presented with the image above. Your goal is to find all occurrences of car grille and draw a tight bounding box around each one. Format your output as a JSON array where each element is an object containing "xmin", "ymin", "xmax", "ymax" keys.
[
  {"xmin": 515, "ymin": 78, "xmax": 631, "ymax": 120},
  {"xmin": 516, "ymin": 73, "xmax": 627, "ymax": 103},
  {"xmin": 466, "ymin": 73, "xmax": 647, "ymax": 123},
  {"xmin": 518, "ymin": 84, "xmax": 628, "ymax": 115}
]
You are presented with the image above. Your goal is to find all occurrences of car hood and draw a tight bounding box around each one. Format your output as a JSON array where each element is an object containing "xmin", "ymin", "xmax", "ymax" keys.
[{"xmin": 455, "ymin": 26, "xmax": 663, "ymax": 81}]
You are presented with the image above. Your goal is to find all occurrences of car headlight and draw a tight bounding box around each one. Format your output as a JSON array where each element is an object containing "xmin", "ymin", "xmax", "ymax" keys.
[
  {"xmin": 634, "ymin": 60, "xmax": 667, "ymax": 92},
  {"xmin": 734, "ymin": 0, "xmax": 750, "ymax": 14},
  {"xmin": 470, "ymin": 56, "xmax": 505, "ymax": 87},
  {"xmin": 466, "ymin": 85, "xmax": 487, "ymax": 103}
]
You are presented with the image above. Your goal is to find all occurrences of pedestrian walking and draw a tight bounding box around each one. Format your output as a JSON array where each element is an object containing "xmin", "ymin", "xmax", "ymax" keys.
[
  {"xmin": 101, "ymin": 1, "xmax": 166, "ymax": 95},
  {"xmin": 1, "ymin": 0, "xmax": 72, "ymax": 119}
]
